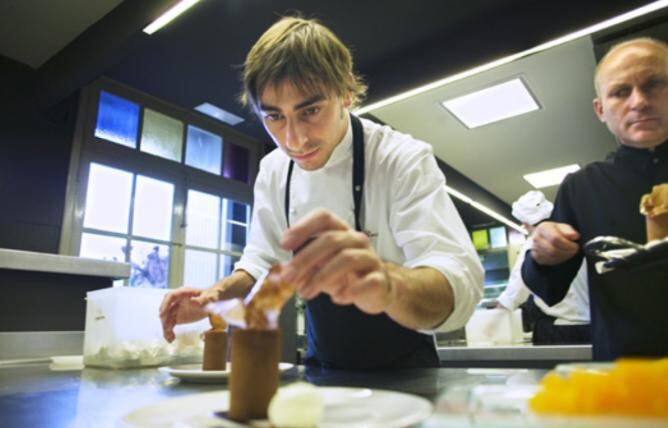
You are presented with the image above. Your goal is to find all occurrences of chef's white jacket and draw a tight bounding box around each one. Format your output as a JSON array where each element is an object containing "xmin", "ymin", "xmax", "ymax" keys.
[{"xmin": 235, "ymin": 116, "xmax": 483, "ymax": 332}]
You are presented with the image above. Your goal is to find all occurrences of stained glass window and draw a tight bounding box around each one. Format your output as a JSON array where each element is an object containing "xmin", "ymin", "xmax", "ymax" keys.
[
  {"xmin": 223, "ymin": 142, "xmax": 250, "ymax": 183},
  {"xmin": 184, "ymin": 249, "xmax": 217, "ymax": 288},
  {"xmin": 83, "ymin": 163, "xmax": 133, "ymax": 233},
  {"xmin": 185, "ymin": 125, "xmax": 223, "ymax": 175},
  {"xmin": 221, "ymin": 199, "xmax": 249, "ymax": 252},
  {"xmin": 94, "ymin": 91, "xmax": 140, "ymax": 148},
  {"xmin": 79, "ymin": 233, "xmax": 127, "ymax": 262},
  {"xmin": 185, "ymin": 190, "xmax": 220, "ymax": 249},
  {"xmin": 128, "ymin": 240, "xmax": 170, "ymax": 288},
  {"xmin": 132, "ymin": 175, "xmax": 174, "ymax": 241},
  {"xmin": 140, "ymin": 108, "xmax": 184, "ymax": 162}
]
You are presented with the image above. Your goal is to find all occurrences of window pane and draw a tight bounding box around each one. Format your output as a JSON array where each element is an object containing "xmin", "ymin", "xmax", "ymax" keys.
[
  {"xmin": 185, "ymin": 190, "xmax": 220, "ymax": 249},
  {"xmin": 83, "ymin": 163, "xmax": 133, "ymax": 233},
  {"xmin": 223, "ymin": 142, "xmax": 249, "ymax": 183},
  {"xmin": 94, "ymin": 91, "xmax": 140, "ymax": 148},
  {"xmin": 128, "ymin": 240, "xmax": 169, "ymax": 288},
  {"xmin": 221, "ymin": 199, "xmax": 249, "ymax": 252},
  {"xmin": 185, "ymin": 125, "xmax": 222, "ymax": 175},
  {"xmin": 140, "ymin": 108, "xmax": 184, "ymax": 162},
  {"xmin": 220, "ymin": 254, "xmax": 240, "ymax": 278},
  {"xmin": 132, "ymin": 175, "xmax": 174, "ymax": 240},
  {"xmin": 184, "ymin": 249, "xmax": 217, "ymax": 288},
  {"xmin": 80, "ymin": 233, "xmax": 127, "ymax": 262}
]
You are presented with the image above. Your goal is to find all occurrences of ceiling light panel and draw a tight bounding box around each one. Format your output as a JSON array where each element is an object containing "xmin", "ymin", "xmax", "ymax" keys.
[
  {"xmin": 523, "ymin": 164, "xmax": 581, "ymax": 188},
  {"xmin": 441, "ymin": 78, "xmax": 540, "ymax": 128}
]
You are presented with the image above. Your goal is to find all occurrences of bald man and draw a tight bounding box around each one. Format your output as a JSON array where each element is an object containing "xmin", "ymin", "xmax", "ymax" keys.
[{"xmin": 521, "ymin": 38, "xmax": 668, "ymax": 360}]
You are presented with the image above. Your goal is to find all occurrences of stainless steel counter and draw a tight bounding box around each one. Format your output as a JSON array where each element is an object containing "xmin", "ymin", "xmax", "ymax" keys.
[
  {"xmin": 0, "ymin": 359, "xmax": 547, "ymax": 427},
  {"xmin": 438, "ymin": 344, "xmax": 592, "ymax": 368}
]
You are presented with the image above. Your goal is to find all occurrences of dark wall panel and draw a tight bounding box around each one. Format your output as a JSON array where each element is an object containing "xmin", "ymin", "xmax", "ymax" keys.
[{"xmin": 0, "ymin": 55, "xmax": 77, "ymax": 253}]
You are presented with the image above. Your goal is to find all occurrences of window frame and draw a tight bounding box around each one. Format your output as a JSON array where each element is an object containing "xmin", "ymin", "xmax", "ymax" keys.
[{"xmin": 59, "ymin": 77, "xmax": 262, "ymax": 288}]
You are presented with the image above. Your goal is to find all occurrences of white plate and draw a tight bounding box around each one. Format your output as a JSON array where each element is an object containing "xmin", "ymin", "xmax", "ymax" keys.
[
  {"xmin": 122, "ymin": 386, "xmax": 432, "ymax": 428},
  {"xmin": 553, "ymin": 362, "xmax": 615, "ymax": 376},
  {"xmin": 159, "ymin": 362, "xmax": 294, "ymax": 383}
]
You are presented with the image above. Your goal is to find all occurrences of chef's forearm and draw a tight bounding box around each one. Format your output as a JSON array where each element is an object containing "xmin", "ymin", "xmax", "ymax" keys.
[
  {"xmin": 210, "ymin": 269, "xmax": 256, "ymax": 300},
  {"xmin": 383, "ymin": 263, "xmax": 454, "ymax": 331}
]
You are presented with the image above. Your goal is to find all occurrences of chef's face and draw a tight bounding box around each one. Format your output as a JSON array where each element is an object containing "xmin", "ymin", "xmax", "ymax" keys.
[
  {"xmin": 594, "ymin": 42, "xmax": 668, "ymax": 150},
  {"xmin": 258, "ymin": 80, "xmax": 351, "ymax": 171}
]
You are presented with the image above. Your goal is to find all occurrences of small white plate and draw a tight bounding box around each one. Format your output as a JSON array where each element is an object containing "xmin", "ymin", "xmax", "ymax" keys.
[
  {"xmin": 554, "ymin": 362, "xmax": 615, "ymax": 376},
  {"xmin": 159, "ymin": 362, "xmax": 295, "ymax": 383},
  {"xmin": 121, "ymin": 386, "xmax": 432, "ymax": 427}
]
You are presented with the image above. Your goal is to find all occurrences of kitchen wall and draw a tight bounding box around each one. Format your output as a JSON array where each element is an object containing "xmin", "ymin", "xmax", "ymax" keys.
[{"xmin": 0, "ymin": 55, "xmax": 78, "ymax": 253}]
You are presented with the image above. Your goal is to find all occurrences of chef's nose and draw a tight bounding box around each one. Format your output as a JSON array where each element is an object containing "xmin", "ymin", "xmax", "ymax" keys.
[
  {"xmin": 629, "ymin": 87, "xmax": 651, "ymax": 110},
  {"xmin": 284, "ymin": 119, "xmax": 307, "ymax": 151}
]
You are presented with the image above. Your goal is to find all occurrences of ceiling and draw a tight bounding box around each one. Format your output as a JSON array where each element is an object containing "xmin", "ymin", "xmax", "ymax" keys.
[{"xmin": 1, "ymin": 0, "xmax": 665, "ymax": 218}]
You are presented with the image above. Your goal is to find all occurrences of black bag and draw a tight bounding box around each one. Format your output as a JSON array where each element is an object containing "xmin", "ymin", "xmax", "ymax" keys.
[{"xmin": 587, "ymin": 239, "xmax": 668, "ymax": 360}]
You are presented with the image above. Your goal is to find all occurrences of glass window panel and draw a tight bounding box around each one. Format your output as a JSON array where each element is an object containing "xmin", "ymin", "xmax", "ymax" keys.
[
  {"xmin": 185, "ymin": 125, "xmax": 222, "ymax": 175},
  {"xmin": 94, "ymin": 91, "xmax": 140, "ymax": 148},
  {"xmin": 221, "ymin": 199, "xmax": 249, "ymax": 252},
  {"xmin": 184, "ymin": 249, "xmax": 217, "ymax": 288},
  {"xmin": 140, "ymin": 108, "xmax": 184, "ymax": 162},
  {"xmin": 83, "ymin": 163, "xmax": 133, "ymax": 233},
  {"xmin": 128, "ymin": 240, "xmax": 170, "ymax": 288},
  {"xmin": 220, "ymin": 254, "xmax": 241, "ymax": 278},
  {"xmin": 223, "ymin": 142, "xmax": 249, "ymax": 183},
  {"xmin": 489, "ymin": 226, "xmax": 508, "ymax": 248},
  {"xmin": 80, "ymin": 233, "xmax": 127, "ymax": 262},
  {"xmin": 132, "ymin": 175, "xmax": 174, "ymax": 240},
  {"xmin": 185, "ymin": 190, "xmax": 220, "ymax": 249}
]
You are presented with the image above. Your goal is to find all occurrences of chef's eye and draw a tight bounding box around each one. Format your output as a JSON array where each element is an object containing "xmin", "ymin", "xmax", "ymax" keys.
[
  {"xmin": 610, "ymin": 87, "xmax": 630, "ymax": 98},
  {"xmin": 264, "ymin": 112, "xmax": 283, "ymax": 122},
  {"xmin": 301, "ymin": 106, "xmax": 321, "ymax": 118}
]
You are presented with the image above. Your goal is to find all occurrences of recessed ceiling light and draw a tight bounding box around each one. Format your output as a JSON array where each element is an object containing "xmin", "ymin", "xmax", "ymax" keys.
[
  {"xmin": 523, "ymin": 164, "xmax": 580, "ymax": 188},
  {"xmin": 195, "ymin": 102, "xmax": 245, "ymax": 126},
  {"xmin": 143, "ymin": 0, "xmax": 201, "ymax": 35},
  {"xmin": 441, "ymin": 78, "xmax": 540, "ymax": 128}
]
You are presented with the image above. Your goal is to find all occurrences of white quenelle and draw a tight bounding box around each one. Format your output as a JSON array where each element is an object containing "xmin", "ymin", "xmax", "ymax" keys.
[{"xmin": 268, "ymin": 382, "xmax": 324, "ymax": 427}]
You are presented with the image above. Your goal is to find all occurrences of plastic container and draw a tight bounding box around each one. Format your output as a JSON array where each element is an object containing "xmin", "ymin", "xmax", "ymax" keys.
[
  {"xmin": 83, "ymin": 287, "xmax": 206, "ymax": 369},
  {"xmin": 465, "ymin": 308, "xmax": 524, "ymax": 346}
]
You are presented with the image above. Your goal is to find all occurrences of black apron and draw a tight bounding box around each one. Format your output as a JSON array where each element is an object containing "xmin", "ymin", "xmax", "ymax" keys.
[{"xmin": 285, "ymin": 114, "xmax": 439, "ymax": 369}]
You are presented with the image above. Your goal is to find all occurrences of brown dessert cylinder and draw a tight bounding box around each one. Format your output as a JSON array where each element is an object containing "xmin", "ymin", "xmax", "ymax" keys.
[
  {"xmin": 228, "ymin": 328, "xmax": 281, "ymax": 421},
  {"xmin": 202, "ymin": 329, "xmax": 227, "ymax": 371}
]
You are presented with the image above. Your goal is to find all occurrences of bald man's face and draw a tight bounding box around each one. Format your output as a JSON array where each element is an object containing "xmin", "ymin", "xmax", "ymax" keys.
[{"xmin": 593, "ymin": 44, "xmax": 668, "ymax": 149}]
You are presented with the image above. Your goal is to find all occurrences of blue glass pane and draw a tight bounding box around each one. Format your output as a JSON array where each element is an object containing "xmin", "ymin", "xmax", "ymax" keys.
[
  {"xmin": 94, "ymin": 91, "xmax": 140, "ymax": 148},
  {"xmin": 185, "ymin": 125, "xmax": 222, "ymax": 175},
  {"xmin": 229, "ymin": 224, "xmax": 247, "ymax": 249},
  {"xmin": 220, "ymin": 254, "xmax": 240, "ymax": 278},
  {"xmin": 223, "ymin": 142, "xmax": 249, "ymax": 183},
  {"xmin": 230, "ymin": 201, "xmax": 249, "ymax": 223}
]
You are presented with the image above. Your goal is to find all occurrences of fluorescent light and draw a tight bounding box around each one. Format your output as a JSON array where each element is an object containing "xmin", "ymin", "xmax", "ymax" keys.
[
  {"xmin": 355, "ymin": 0, "xmax": 668, "ymax": 115},
  {"xmin": 195, "ymin": 102, "xmax": 245, "ymax": 126},
  {"xmin": 523, "ymin": 164, "xmax": 580, "ymax": 188},
  {"xmin": 442, "ymin": 78, "xmax": 539, "ymax": 128},
  {"xmin": 143, "ymin": 0, "xmax": 201, "ymax": 35},
  {"xmin": 445, "ymin": 185, "xmax": 527, "ymax": 234}
]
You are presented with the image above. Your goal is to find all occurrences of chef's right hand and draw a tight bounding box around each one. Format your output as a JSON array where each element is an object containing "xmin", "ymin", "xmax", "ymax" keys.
[
  {"xmin": 159, "ymin": 287, "xmax": 208, "ymax": 343},
  {"xmin": 531, "ymin": 221, "xmax": 580, "ymax": 266}
]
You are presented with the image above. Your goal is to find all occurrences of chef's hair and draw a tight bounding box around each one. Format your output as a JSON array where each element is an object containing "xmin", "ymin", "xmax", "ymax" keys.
[
  {"xmin": 240, "ymin": 15, "xmax": 367, "ymax": 112},
  {"xmin": 594, "ymin": 37, "xmax": 668, "ymax": 96}
]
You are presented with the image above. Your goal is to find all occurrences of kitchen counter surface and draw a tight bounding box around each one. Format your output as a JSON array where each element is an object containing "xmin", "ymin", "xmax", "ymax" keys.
[
  {"xmin": 0, "ymin": 248, "xmax": 130, "ymax": 278},
  {"xmin": 438, "ymin": 343, "xmax": 592, "ymax": 368},
  {"xmin": 0, "ymin": 359, "xmax": 548, "ymax": 427}
]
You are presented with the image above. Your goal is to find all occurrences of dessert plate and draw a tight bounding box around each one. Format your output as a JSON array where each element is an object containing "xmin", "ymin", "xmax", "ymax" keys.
[
  {"xmin": 159, "ymin": 362, "xmax": 294, "ymax": 383},
  {"xmin": 121, "ymin": 386, "xmax": 432, "ymax": 427}
]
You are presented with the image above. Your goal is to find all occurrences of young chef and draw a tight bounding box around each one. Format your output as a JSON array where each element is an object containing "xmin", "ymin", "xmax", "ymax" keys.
[{"xmin": 160, "ymin": 15, "xmax": 483, "ymax": 369}]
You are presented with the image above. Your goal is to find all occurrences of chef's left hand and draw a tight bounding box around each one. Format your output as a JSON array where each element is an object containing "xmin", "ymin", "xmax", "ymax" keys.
[{"xmin": 280, "ymin": 208, "xmax": 394, "ymax": 314}]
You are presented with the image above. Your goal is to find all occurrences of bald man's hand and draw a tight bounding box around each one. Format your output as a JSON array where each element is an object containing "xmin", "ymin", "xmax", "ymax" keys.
[{"xmin": 531, "ymin": 221, "xmax": 581, "ymax": 266}]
